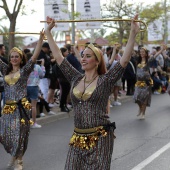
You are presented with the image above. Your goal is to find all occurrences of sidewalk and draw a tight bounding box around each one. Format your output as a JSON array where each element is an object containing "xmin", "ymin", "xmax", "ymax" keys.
[{"xmin": 36, "ymin": 92, "xmax": 133, "ymax": 125}]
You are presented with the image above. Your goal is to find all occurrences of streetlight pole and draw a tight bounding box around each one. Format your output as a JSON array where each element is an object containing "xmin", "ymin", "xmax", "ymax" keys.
[
  {"xmin": 164, "ymin": 0, "xmax": 168, "ymax": 44},
  {"xmin": 71, "ymin": 0, "xmax": 75, "ymax": 44}
]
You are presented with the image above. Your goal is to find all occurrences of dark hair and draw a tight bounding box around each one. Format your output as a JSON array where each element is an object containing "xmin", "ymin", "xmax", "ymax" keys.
[
  {"xmin": 6, "ymin": 50, "xmax": 27, "ymax": 75},
  {"xmin": 60, "ymin": 47, "xmax": 68, "ymax": 55},
  {"xmin": 151, "ymin": 71, "xmax": 157, "ymax": 77},
  {"xmin": 0, "ymin": 44, "xmax": 4, "ymax": 50},
  {"xmin": 138, "ymin": 47, "xmax": 149, "ymax": 64},
  {"xmin": 24, "ymin": 48, "xmax": 31, "ymax": 54},
  {"xmin": 26, "ymin": 52, "xmax": 33, "ymax": 61},
  {"xmin": 42, "ymin": 42, "xmax": 50, "ymax": 49},
  {"xmin": 65, "ymin": 44, "xmax": 72, "ymax": 52},
  {"xmin": 156, "ymin": 46, "xmax": 161, "ymax": 51}
]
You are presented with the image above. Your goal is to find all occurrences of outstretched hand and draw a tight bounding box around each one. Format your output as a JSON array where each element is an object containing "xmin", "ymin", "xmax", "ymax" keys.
[
  {"xmin": 39, "ymin": 28, "xmax": 45, "ymax": 40},
  {"xmin": 131, "ymin": 14, "xmax": 140, "ymax": 35},
  {"xmin": 46, "ymin": 16, "xmax": 55, "ymax": 32}
]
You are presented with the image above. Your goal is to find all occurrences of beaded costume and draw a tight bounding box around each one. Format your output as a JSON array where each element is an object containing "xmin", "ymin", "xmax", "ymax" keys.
[
  {"xmin": 134, "ymin": 62, "xmax": 153, "ymax": 106},
  {"xmin": 0, "ymin": 59, "xmax": 34, "ymax": 158},
  {"xmin": 59, "ymin": 59, "xmax": 124, "ymax": 170}
]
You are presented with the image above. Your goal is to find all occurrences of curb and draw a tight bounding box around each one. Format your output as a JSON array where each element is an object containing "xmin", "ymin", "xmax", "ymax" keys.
[{"xmin": 36, "ymin": 95, "xmax": 133, "ymax": 125}]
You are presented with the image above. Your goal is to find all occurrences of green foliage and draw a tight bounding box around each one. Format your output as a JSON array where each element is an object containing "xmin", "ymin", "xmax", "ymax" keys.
[
  {"xmin": 101, "ymin": 0, "xmax": 169, "ymax": 46},
  {"xmin": 101, "ymin": 0, "xmax": 136, "ymax": 45},
  {"xmin": 139, "ymin": 2, "xmax": 165, "ymax": 23},
  {"xmin": 0, "ymin": 25, "xmax": 24, "ymax": 54}
]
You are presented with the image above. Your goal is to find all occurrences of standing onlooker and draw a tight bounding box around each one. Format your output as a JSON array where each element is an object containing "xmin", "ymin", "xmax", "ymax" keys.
[
  {"xmin": 109, "ymin": 47, "xmax": 122, "ymax": 106},
  {"xmin": 155, "ymin": 46, "xmax": 164, "ymax": 71},
  {"xmin": 53, "ymin": 47, "xmax": 71, "ymax": 112},
  {"xmin": 38, "ymin": 42, "xmax": 52, "ymax": 102},
  {"xmin": 37, "ymin": 88, "xmax": 56, "ymax": 116},
  {"xmin": 27, "ymin": 57, "xmax": 45, "ymax": 128},
  {"xmin": 65, "ymin": 44, "xmax": 83, "ymax": 73},
  {"xmin": 151, "ymin": 71, "xmax": 162, "ymax": 94},
  {"xmin": 123, "ymin": 55, "xmax": 137, "ymax": 96}
]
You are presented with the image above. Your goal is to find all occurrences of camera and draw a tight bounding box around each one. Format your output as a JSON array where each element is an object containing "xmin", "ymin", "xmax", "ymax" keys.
[{"xmin": 36, "ymin": 60, "xmax": 42, "ymax": 65}]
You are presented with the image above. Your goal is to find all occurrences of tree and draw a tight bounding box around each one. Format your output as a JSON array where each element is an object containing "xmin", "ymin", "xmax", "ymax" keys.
[
  {"xmin": 101, "ymin": 0, "xmax": 137, "ymax": 45},
  {"xmin": 0, "ymin": 0, "xmax": 25, "ymax": 50},
  {"xmin": 0, "ymin": 25, "xmax": 24, "ymax": 57},
  {"xmin": 137, "ymin": 1, "xmax": 168, "ymax": 45}
]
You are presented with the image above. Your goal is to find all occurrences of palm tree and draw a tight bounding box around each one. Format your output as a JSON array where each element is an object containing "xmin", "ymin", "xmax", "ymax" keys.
[{"xmin": 0, "ymin": 25, "xmax": 24, "ymax": 54}]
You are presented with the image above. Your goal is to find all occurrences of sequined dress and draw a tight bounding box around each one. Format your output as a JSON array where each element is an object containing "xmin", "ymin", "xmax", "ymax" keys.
[
  {"xmin": 59, "ymin": 59, "xmax": 124, "ymax": 170},
  {"xmin": 133, "ymin": 63, "xmax": 152, "ymax": 106},
  {"xmin": 0, "ymin": 59, "xmax": 34, "ymax": 158}
]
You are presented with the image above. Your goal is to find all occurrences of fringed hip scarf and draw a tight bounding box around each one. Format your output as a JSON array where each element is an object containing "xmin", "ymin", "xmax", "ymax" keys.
[
  {"xmin": 2, "ymin": 98, "xmax": 33, "ymax": 125},
  {"xmin": 69, "ymin": 122, "xmax": 116, "ymax": 150},
  {"xmin": 135, "ymin": 78, "xmax": 153, "ymax": 87}
]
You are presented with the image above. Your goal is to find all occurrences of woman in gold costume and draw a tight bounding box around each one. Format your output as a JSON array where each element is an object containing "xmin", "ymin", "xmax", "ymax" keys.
[
  {"xmin": 134, "ymin": 47, "xmax": 153, "ymax": 119},
  {"xmin": 45, "ymin": 15, "xmax": 139, "ymax": 170},
  {"xmin": 0, "ymin": 30, "xmax": 44, "ymax": 170}
]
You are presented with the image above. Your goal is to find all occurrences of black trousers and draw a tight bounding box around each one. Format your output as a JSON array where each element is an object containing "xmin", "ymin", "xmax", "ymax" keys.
[
  {"xmin": 126, "ymin": 78, "xmax": 136, "ymax": 95},
  {"xmin": 38, "ymin": 99, "xmax": 50, "ymax": 113},
  {"xmin": 58, "ymin": 80, "xmax": 70, "ymax": 108}
]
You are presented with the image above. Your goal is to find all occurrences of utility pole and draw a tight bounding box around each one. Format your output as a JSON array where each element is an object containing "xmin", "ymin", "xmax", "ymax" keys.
[
  {"xmin": 163, "ymin": 0, "xmax": 168, "ymax": 44},
  {"xmin": 71, "ymin": 0, "xmax": 75, "ymax": 44}
]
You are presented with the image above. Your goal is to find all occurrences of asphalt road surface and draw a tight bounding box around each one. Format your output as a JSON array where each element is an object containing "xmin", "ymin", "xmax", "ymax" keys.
[{"xmin": 0, "ymin": 93, "xmax": 170, "ymax": 170}]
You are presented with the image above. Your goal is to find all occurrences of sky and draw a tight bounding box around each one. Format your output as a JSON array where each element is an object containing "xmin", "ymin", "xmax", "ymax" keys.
[{"xmin": 0, "ymin": 0, "xmax": 162, "ymax": 38}]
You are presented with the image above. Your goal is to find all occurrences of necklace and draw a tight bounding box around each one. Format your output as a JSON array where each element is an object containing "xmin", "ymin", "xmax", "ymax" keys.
[{"xmin": 79, "ymin": 75, "xmax": 98, "ymax": 104}]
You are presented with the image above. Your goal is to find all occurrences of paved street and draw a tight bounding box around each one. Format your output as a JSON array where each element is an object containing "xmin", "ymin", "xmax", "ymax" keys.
[{"xmin": 0, "ymin": 93, "xmax": 170, "ymax": 170}]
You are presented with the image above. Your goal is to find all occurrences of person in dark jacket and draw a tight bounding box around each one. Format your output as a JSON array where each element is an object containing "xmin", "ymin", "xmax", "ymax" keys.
[
  {"xmin": 37, "ymin": 42, "xmax": 52, "ymax": 102},
  {"xmin": 151, "ymin": 71, "xmax": 162, "ymax": 94},
  {"xmin": 123, "ymin": 56, "xmax": 137, "ymax": 95},
  {"xmin": 52, "ymin": 47, "xmax": 71, "ymax": 112}
]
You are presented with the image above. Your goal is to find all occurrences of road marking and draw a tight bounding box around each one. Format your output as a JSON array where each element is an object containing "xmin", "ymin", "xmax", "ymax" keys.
[{"xmin": 131, "ymin": 142, "xmax": 170, "ymax": 170}]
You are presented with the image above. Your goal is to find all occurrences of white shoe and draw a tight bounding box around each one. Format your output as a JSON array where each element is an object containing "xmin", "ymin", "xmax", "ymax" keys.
[
  {"xmin": 48, "ymin": 111, "xmax": 56, "ymax": 115},
  {"xmin": 31, "ymin": 123, "xmax": 42, "ymax": 128},
  {"xmin": 110, "ymin": 104, "xmax": 113, "ymax": 108},
  {"xmin": 112, "ymin": 101, "xmax": 121, "ymax": 106},
  {"xmin": 49, "ymin": 103, "xmax": 56, "ymax": 107},
  {"xmin": 67, "ymin": 104, "xmax": 72, "ymax": 108},
  {"xmin": 154, "ymin": 91, "xmax": 160, "ymax": 95},
  {"xmin": 40, "ymin": 113, "xmax": 46, "ymax": 117}
]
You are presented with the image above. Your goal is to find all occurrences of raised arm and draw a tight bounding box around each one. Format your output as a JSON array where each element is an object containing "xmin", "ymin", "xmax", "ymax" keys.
[
  {"xmin": 160, "ymin": 44, "xmax": 170, "ymax": 60},
  {"xmin": 108, "ymin": 45, "xmax": 119, "ymax": 65},
  {"xmin": 120, "ymin": 14, "xmax": 140, "ymax": 68},
  {"xmin": 74, "ymin": 45, "xmax": 81, "ymax": 62},
  {"xmin": 45, "ymin": 17, "xmax": 64, "ymax": 65},
  {"xmin": 31, "ymin": 29, "xmax": 45, "ymax": 62}
]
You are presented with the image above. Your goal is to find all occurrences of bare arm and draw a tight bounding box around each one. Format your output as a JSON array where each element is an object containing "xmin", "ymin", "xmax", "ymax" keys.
[
  {"xmin": 74, "ymin": 45, "xmax": 81, "ymax": 62},
  {"xmin": 160, "ymin": 44, "xmax": 169, "ymax": 59},
  {"xmin": 31, "ymin": 29, "xmax": 45, "ymax": 62},
  {"xmin": 45, "ymin": 17, "xmax": 64, "ymax": 65},
  {"xmin": 108, "ymin": 45, "xmax": 118, "ymax": 65},
  {"xmin": 120, "ymin": 15, "xmax": 140, "ymax": 68},
  {"xmin": 153, "ymin": 47, "xmax": 164, "ymax": 59}
]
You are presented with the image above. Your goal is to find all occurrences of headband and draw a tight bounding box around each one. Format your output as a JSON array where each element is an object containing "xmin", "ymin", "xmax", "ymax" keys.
[
  {"xmin": 10, "ymin": 47, "xmax": 23, "ymax": 57},
  {"xmin": 141, "ymin": 47, "xmax": 147, "ymax": 51},
  {"xmin": 87, "ymin": 43, "xmax": 101, "ymax": 63}
]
